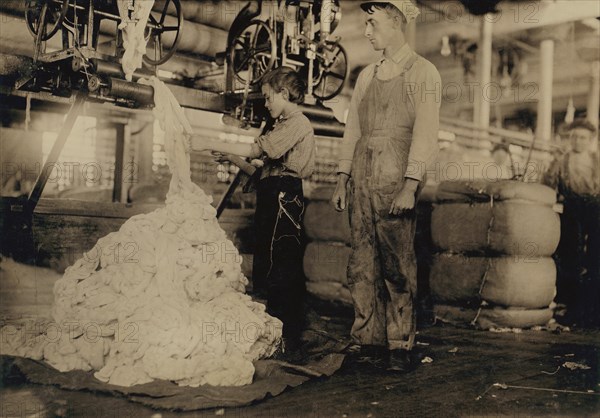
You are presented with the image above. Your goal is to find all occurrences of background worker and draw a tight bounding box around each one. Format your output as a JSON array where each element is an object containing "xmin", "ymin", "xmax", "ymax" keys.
[{"xmin": 543, "ymin": 119, "xmax": 600, "ymax": 327}]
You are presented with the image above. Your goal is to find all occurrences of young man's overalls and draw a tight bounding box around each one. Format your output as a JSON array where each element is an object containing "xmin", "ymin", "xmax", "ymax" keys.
[{"xmin": 348, "ymin": 53, "xmax": 420, "ymax": 351}]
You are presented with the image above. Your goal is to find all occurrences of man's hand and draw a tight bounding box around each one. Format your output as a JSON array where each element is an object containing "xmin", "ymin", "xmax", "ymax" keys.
[
  {"xmin": 332, "ymin": 173, "xmax": 350, "ymax": 212},
  {"xmin": 389, "ymin": 178, "xmax": 420, "ymax": 216}
]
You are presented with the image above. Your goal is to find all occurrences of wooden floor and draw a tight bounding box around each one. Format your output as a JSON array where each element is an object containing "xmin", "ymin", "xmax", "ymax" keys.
[{"xmin": 1, "ymin": 307, "xmax": 599, "ymax": 418}]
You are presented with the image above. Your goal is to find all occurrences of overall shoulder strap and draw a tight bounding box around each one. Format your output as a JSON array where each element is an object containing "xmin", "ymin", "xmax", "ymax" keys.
[{"xmin": 403, "ymin": 53, "xmax": 419, "ymax": 73}]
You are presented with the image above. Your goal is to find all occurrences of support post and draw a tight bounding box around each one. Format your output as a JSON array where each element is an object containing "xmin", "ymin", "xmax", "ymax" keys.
[
  {"xmin": 216, "ymin": 172, "xmax": 244, "ymax": 219},
  {"xmin": 113, "ymin": 123, "xmax": 126, "ymax": 203},
  {"xmin": 134, "ymin": 120, "xmax": 154, "ymax": 185},
  {"xmin": 586, "ymin": 61, "xmax": 600, "ymax": 128},
  {"xmin": 475, "ymin": 15, "xmax": 493, "ymax": 131},
  {"xmin": 535, "ymin": 39, "xmax": 555, "ymax": 142},
  {"xmin": 27, "ymin": 90, "xmax": 87, "ymax": 212}
]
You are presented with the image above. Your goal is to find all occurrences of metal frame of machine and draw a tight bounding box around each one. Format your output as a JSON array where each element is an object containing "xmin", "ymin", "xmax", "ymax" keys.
[
  {"xmin": 2, "ymin": 0, "xmax": 186, "ymax": 216},
  {"xmin": 224, "ymin": 0, "xmax": 349, "ymax": 128},
  {"xmin": 0, "ymin": 0, "xmax": 346, "ymax": 220},
  {"xmin": 20, "ymin": 0, "xmax": 183, "ymax": 104}
]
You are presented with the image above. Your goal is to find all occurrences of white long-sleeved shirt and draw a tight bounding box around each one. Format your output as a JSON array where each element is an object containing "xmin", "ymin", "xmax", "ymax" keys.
[{"xmin": 337, "ymin": 43, "xmax": 441, "ymax": 181}]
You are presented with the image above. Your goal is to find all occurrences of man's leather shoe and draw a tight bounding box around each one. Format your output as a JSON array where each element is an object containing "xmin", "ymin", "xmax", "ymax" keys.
[
  {"xmin": 387, "ymin": 349, "xmax": 416, "ymax": 373},
  {"xmin": 356, "ymin": 345, "xmax": 388, "ymax": 369},
  {"xmin": 343, "ymin": 344, "xmax": 388, "ymax": 369}
]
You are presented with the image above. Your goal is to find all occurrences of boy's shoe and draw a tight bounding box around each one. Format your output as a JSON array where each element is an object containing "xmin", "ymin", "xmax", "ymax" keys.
[
  {"xmin": 357, "ymin": 345, "xmax": 387, "ymax": 361},
  {"xmin": 283, "ymin": 336, "xmax": 302, "ymax": 352},
  {"xmin": 270, "ymin": 337, "xmax": 305, "ymax": 363}
]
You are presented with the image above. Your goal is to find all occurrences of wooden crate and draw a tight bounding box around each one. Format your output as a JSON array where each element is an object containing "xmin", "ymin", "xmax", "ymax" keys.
[
  {"xmin": 0, "ymin": 198, "xmax": 256, "ymax": 319},
  {"xmin": 0, "ymin": 198, "xmax": 255, "ymax": 271}
]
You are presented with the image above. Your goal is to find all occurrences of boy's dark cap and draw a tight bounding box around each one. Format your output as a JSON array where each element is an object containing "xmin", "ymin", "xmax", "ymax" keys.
[{"xmin": 568, "ymin": 119, "xmax": 597, "ymax": 135}]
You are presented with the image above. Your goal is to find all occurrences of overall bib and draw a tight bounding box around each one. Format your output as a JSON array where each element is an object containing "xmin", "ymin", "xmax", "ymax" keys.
[{"xmin": 348, "ymin": 53, "xmax": 420, "ymax": 351}]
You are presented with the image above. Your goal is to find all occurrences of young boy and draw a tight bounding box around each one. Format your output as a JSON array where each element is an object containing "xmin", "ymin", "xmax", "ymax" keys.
[{"xmin": 194, "ymin": 66, "xmax": 316, "ymax": 347}]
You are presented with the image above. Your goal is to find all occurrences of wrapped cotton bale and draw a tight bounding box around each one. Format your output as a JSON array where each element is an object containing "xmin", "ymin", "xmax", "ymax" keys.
[
  {"xmin": 430, "ymin": 254, "xmax": 556, "ymax": 309},
  {"xmin": 304, "ymin": 201, "xmax": 351, "ymax": 244},
  {"xmin": 307, "ymin": 185, "xmax": 336, "ymax": 202},
  {"xmin": 436, "ymin": 180, "xmax": 557, "ymax": 206},
  {"xmin": 306, "ymin": 281, "xmax": 352, "ymax": 306},
  {"xmin": 0, "ymin": 257, "xmax": 60, "ymax": 319},
  {"xmin": 431, "ymin": 202, "xmax": 560, "ymax": 256},
  {"xmin": 303, "ymin": 242, "xmax": 350, "ymax": 285},
  {"xmin": 434, "ymin": 305, "xmax": 553, "ymax": 330}
]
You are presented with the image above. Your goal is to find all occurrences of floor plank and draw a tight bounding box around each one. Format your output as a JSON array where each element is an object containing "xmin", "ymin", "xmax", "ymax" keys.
[{"xmin": 1, "ymin": 313, "xmax": 598, "ymax": 417}]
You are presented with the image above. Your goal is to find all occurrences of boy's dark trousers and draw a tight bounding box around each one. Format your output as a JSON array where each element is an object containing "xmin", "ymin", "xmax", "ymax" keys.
[{"xmin": 252, "ymin": 175, "xmax": 306, "ymax": 341}]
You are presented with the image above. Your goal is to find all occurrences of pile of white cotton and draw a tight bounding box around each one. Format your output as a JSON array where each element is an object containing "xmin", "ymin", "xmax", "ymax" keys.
[{"xmin": 0, "ymin": 78, "xmax": 282, "ymax": 387}]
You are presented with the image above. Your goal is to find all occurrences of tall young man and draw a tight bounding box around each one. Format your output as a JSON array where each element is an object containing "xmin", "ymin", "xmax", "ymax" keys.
[{"xmin": 331, "ymin": 0, "xmax": 441, "ymax": 371}]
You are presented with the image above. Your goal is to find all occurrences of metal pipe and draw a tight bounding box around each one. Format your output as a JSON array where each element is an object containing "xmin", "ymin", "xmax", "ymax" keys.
[
  {"xmin": 107, "ymin": 77, "xmax": 154, "ymax": 105},
  {"xmin": 0, "ymin": 53, "xmax": 34, "ymax": 79},
  {"xmin": 153, "ymin": 0, "xmax": 243, "ymax": 31},
  {"xmin": 96, "ymin": 12, "xmax": 228, "ymax": 58},
  {"xmin": 92, "ymin": 59, "xmax": 154, "ymax": 81},
  {"xmin": 300, "ymin": 104, "xmax": 339, "ymax": 121},
  {"xmin": 310, "ymin": 120, "xmax": 344, "ymax": 137},
  {"xmin": 320, "ymin": 0, "xmax": 334, "ymax": 39},
  {"xmin": 161, "ymin": 13, "xmax": 227, "ymax": 58},
  {"xmin": 92, "ymin": 8, "xmax": 121, "ymax": 21}
]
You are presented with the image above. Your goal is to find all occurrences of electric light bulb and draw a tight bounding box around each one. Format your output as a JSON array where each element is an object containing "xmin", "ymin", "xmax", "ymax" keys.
[
  {"xmin": 565, "ymin": 97, "xmax": 575, "ymax": 124},
  {"xmin": 500, "ymin": 66, "xmax": 512, "ymax": 89}
]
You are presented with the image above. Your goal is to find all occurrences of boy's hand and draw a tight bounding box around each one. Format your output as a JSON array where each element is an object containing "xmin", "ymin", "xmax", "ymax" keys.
[
  {"xmin": 212, "ymin": 151, "xmax": 230, "ymax": 163},
  {"xmin": 251, "ymin": 159, "xmax": 265, "ymax": 168}
]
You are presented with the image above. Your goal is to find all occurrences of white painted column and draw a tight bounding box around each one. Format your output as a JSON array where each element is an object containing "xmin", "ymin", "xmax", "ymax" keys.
[
  {"xmin": 535, "ymin": 39, "xmax": 555, "ymax": 141},
  {"xmin": 474, "ymin": 16, "xmax": 493, "ymax": 130},
  {"xmin": 587, "ymin": 61, "xmax": 600, "ymax": 128}
]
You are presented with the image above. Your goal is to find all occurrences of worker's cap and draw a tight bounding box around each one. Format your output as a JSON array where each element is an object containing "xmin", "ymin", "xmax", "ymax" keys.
[{"xmin": 360, "ymin": 1, "xmax": 420, "ymax": 23}]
